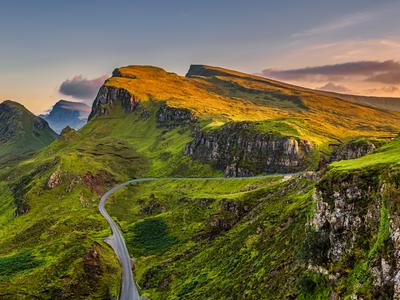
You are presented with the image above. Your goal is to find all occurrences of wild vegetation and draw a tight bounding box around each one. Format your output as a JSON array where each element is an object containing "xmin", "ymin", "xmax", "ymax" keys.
[{"xmin": 1, "ymin": 65, "xmax": 400, "ymax": 299}]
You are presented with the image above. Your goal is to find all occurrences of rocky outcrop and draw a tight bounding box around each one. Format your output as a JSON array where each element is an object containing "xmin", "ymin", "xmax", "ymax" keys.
[
  {"xmin": 47, "ymin": 171, "xmax": 62, "ymax": 189},
  {"xmin": 11, "ymin": 158, "xmax": 60, "ymax": 216},
  {"xmin": 184, "ymin": 122, "xmax": 313, "ymax": 176},
  {"xmin": 82, "ymin": 170, "xmax": 115, "ymax": 195},
  {"xmin": 156, "ymin": 104, "xmax": 198, "ymax": 126},
  {"xmin": 329, "ymin": 140, "xmax": 379, "ymax": 163},
  {"xmin": 88, "ymin": 86, "xmax": 140, "ymax": 120},
  {"xmin": 305, "ymin": 170, "xmax": 400, "ymax": 298},
  {"xmin": 202, "ymin": 198, "xmax": 252, "ymax": 241}
]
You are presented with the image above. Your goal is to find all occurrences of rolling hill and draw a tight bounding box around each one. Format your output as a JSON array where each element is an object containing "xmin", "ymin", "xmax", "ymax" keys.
[
  {"xmin": 1, "ymin": 65, "xmax": 400, "ymax": 299},
  {"xmin": 0, "ymin": 100, "xmax": 58, "ymax": 163}
]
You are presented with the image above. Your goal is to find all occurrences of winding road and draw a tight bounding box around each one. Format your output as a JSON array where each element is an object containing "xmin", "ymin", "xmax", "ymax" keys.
[{"xmin": 99, "ymin": 175, "xmax": 292, "ymax": 300}]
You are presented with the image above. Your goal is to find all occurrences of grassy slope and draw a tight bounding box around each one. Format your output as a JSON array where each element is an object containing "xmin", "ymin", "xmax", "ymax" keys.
[
  {"xmin": 300, "ymin": 137, "xmax": 400, "ymax": 298},
  {"xmin": 108, "ymin": 65, "xmax": 400, "ymax": 146},
  {"xmin": 0, "ymin": 101, "xmax": 58, "ymax": 163},
  {"xmin": 330, "ymin": 136, "xmax": 400, "ymax": 171},
  {"xmin": 106, "ymin": 176, "xmax": 315, "ymax": 299},
  {"xmin": 1, "ymin": 65, "xmax": 400, "ymax": 299},
  {"xmin": 0, "ymin": 101, "xmax": 218, "ymax": 298}
]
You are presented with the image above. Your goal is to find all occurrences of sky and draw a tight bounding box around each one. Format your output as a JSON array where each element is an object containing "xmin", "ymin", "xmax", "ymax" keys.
[{"xmin": 1, "ymin": 0, "xmax": 400, "ymax": 114}]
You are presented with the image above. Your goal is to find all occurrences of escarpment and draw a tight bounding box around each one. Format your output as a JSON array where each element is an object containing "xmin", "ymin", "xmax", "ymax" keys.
[
  {"xmin": 89, "ymin": 86, "xmax": 140, "ymax": 120},
  {"xmin": 302, "ymin": 169, "xmax": 400, "ymax": 298},
  {"xmin": 328, "ymin": 139, "xmax": 383, "ymax": 163},
  {"xmin": 184, "ymin": 122, "xmax": 313, "ymax": 177},
  {"xmin": 156, "ymin": 104, "xmax": 198, "ymax": 127}
]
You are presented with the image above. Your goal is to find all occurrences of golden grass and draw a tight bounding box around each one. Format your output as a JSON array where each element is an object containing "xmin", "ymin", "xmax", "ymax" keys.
[{"xmin": 106, "ymin": 65, "xmax": 400, "ymax": 145}]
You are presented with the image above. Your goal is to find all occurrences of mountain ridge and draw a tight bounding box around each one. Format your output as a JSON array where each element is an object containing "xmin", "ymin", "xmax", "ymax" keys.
[
  {"xmin": 1, "ymin": 64, "xmax": 400, "ymax": 299},
  {"xmin": 0, "ymin": 100, "xmax": 57, "ymax": 162},
  {"xmin": 41, "ymin": 100, "xmax": 90, "ymax": 133}
]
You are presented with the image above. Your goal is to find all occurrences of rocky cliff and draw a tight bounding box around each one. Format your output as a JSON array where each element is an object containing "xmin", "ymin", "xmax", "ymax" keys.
[
  {"xmin": 329, "ymin": 139, "xmax": 382, "ymax": 162},
  {"xmin": 302, "ymin": 168, "xmax": 400, "ymax": 298},
  {"xmin": 88, "ymin": 86, "xmax": 140, "ymax": 120},
  {"xmin": 184, "ymin": 122, "xmax": 313, "ymax": 176},
  {"xmin": 156, "ymin": 104, "xmax": 198, "ymax": 127}
]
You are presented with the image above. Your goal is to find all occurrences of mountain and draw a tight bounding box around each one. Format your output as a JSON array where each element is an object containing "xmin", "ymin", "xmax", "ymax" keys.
[
  {"xmin": 0, "ymin": 100, "xmax": 57, "ymax": 163},
  {"xmin": 315, "ymin": 90, "xmax": 400, "ymax": 112},
  {"xmin": 1, "ymin": 65, "xmax": 400, "ymax": 299},
  {"xmin": 41, "ymin": 100, "xmax": 91, "ymax": 133}
]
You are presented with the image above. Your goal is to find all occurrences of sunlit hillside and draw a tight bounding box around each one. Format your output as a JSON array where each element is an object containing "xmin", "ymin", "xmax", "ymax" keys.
[{"xmin": 106, "ymin": 65, "xmax": 400, "ymax": 147}]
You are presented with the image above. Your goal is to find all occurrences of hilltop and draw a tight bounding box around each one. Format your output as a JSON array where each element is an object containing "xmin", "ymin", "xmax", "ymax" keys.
[
  {"xmin": 1, "ymin": 65, "xmax": 400, "ymax": 299},
  {"xmin": 0, "ymin": 100, "xmax": 57, "ymax": 163},
  {"xmin": 99, "ymin": 65, "xmax": 400, "ymax": 139}
]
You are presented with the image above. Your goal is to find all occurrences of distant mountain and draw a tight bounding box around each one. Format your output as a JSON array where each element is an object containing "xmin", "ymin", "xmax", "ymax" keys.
[
  {"xmin": 315, "ymin": 90, "xmax": 400, "ymax": 112},
  {"xmin": 41, "ymin": 100, "xmax": 90, "ymax": 133},
  {"xmin": 0, "ymin": 100, "xmax": 57, "ymax": 162},
  {"xmin": 3, "ymin": 65, "xmax": 400, "ymax": 299}
]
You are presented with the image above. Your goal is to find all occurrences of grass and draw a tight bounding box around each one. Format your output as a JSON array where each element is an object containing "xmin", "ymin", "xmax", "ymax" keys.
[
  {"xmin": 330, "ymin": 136, "xmax": 400, "ymax": 171},
  {"xmin": 108, "ymin": 65, "xmax": 400, "ymax": 145},
  {"xmin": 0, "ymin": 101, "xmax": 57, "ymax": 163},
  {"xmin": 127, "ymin": 218, "xmax": 177, "ymax": 256},
  {"xmin": 1, "ymin": 64, "xmax": 400, "ymax": 299},
  {"xmin": 0, "ymin": 100, "xmax": 219, "ymax": 298},
  {"xmin": 106, "ymin": 175, "xmax": 315, "ymax": 299},
  {"xmin": 0, "ymin": 251, "xmax": 41, "ymax": 280}
]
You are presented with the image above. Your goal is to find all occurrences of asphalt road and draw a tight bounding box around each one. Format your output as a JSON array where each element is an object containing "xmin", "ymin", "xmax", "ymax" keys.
[{"xmin": 99, "ymin": 175, "xmax": 293, "ymax": 300}]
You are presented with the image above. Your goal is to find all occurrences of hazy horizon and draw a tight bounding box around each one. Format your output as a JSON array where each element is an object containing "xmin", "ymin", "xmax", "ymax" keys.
[{"xmin": 1, "ymin": 0, "xmax": 400, "ymax": 114}]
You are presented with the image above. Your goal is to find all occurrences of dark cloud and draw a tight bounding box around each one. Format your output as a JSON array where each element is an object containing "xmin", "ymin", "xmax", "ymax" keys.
[
  {"xmin": 59, "ymin": 75, "xmax": 108, "ymax": 100},
  {"xmin": 261, "ymin": 60, "xmax": 400, "ymax": 83},
  {"xmin": 318, "ymin": 82, "xmax": 351, "ymax": 93}
]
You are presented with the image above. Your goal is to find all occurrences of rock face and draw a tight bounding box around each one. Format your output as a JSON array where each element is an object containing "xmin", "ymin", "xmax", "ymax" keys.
[
  {"xmin": 329, "ymin": 140, "xmax": 378, "ymax": 162},
  {"xmin": 184, "ymin": 122, "xmax": 313, "ymax": 176},
  {"xmin": 156, "ymin": 104, "xmax": 198, "ymax": 126},
  {"xmin": 306, "ymin": 170, "xmax": 400, "ymax": 298},
  {"xmin": 88, "ymin": 86, "xmax": 140, "ymax": 120}
]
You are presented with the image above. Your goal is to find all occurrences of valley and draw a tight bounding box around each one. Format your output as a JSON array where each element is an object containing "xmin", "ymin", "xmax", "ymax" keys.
[{"xmin": 1, "ymin": 65, "xmax": 400, "ymax": 299}]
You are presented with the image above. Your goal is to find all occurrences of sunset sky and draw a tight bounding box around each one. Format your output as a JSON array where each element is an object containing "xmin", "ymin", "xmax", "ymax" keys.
[{"xmin": 1, "ymin": 0, "xmax": 400, "ymax": 114}]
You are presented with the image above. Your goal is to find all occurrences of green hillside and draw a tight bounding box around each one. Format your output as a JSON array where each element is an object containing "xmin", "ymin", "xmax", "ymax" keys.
[
  {"xmin": 0, "ymin": 100, "xmax": 58, "ymax": 163},
  {"xmin": 1, "ymin": 65, "xmax": 400, "ymax": 299}
]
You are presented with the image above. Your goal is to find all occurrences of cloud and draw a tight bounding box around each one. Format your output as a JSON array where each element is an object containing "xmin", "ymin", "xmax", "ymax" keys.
[
  {"xmin": 59, "ymin": 75, "xmax": 108, "ymax": 100},
  {"xmin": 262, "ymin": 60, "xmax": 400, "ymax": 83},
  {"xmin": 318, "ymin": 82, "xmax": 351, "ymax": 93},
  {"xmin": 366, "ymin": 71, "xmax": 400, "ymax": 84},
  {"xmin": 292, "ymin": 12, "xmax": 375, "ymax": 38}
]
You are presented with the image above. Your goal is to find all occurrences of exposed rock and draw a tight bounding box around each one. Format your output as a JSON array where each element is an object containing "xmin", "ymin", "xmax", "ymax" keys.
[
  {"xmin": 140, "ymin": 108, "xmax": 151, "ymax": 119},
  {"xmin": 47, "ymin": 171, "xmax": 62, "ymax": 189},
  {"xmin": 184, "ymin": 122, "xmax": 313, "ymax": 177},
  {"xmin": 156, "ymin": 104, "xmax": 198, "ymax": 126},
  {"xmin": 83, "ymin": 243, "xmax": 103, "ymax": 284},
  {"xmin": 202, "ymin": 199, "xmax": 252, "ymax": 240},
  {"xmin": 327, "ymin": 140, "xmax": 382, "ymax": 163},
  {"xmin": 311, "ymin": 175, "xmax": 378, "ymax": 261},
  {"xmin": 82, "ymin": 170, "xmax": 115, "ymax": 195},
  {"xmin": 89, "ymin": 86, "xmax": 140, "ymax": 120},
  {"xmin": 139, "ymin": 200, "xmax": 166, "ymax": 215},
  {"xmin": 307, "ymin": 171, "xmax": 400, "ymax": 298},
  {"xmin": 11, "ymin": 157, "xmax": 59, "ymax": 216}
]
